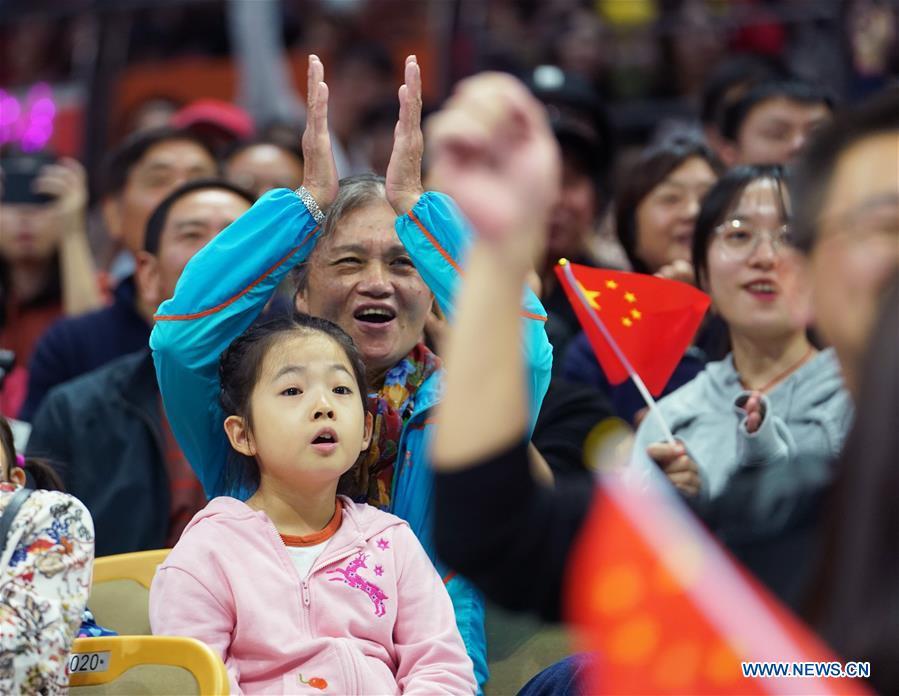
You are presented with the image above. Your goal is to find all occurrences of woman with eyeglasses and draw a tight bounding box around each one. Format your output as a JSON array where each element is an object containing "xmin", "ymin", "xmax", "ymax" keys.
[{"xmin": 629, "ymin": 165, "xmax": 853, "ymax": 607}]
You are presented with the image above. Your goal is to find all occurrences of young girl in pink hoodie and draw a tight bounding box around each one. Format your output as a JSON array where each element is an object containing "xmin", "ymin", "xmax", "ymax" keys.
[{"xmin": 149, "ymin": 314, "xmax": 476, "ymax": 695}]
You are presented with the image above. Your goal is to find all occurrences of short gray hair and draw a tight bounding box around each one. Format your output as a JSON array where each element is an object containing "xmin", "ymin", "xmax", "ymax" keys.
[{"xmin": 292, "ymin": 173, "xmax": 387, "ymax": 294}]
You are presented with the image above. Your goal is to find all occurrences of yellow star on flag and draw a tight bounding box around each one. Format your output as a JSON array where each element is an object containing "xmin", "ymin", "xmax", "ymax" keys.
[
  {"xmin": 605, "ymin": 279, "xmax": 618, "ymax": 289},
  {"xmin": 621, "ymin": 317, "xmax": 633, "ymax": 327},
  {"xmin": 630, "ymin": 309, "xmax": 642, "ymax": 320},
  {"xmin": 577, "ymin": 282, "xmax": 601, "ymax": 310},
  {"xmin": 624, "ymin": 291, "xmax": 637, "ymax": 303}
]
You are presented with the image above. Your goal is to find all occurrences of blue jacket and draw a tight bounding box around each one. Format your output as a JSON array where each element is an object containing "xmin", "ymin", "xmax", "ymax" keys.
[{"xmin": 150, "ymin": 188, "xmax": 553, "ymax": 691}]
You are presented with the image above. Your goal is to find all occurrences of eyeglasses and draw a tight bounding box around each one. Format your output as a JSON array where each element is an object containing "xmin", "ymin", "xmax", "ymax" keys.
[{"xmin": 713, "ymin": 219, "xmax": 795, "ymax": 259}]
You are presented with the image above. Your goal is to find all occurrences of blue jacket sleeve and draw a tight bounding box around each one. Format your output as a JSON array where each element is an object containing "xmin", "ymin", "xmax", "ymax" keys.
[
  {"xmin": 150, "ymin": 189, "xmax": 321, "ymax": 498},
  {"xmin": 396, "ymin": 191, "xmax": 553, "ymax": 423}
]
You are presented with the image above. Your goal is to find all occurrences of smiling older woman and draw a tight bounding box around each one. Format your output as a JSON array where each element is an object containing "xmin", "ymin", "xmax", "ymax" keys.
[{"xmin": 150, "ymin": 55, "xmax": 552, "ymax": 691}]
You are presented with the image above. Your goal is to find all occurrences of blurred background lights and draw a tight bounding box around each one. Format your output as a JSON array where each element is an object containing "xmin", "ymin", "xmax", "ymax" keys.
[{"xmin": 0, "ymin": 83, "xmax": 55, "ymax": 151}]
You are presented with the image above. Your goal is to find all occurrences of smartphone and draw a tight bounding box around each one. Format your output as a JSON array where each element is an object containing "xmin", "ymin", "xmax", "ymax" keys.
[{"xmin": 0, "ymin": 151, "xmax": 57, "ymax": 205}]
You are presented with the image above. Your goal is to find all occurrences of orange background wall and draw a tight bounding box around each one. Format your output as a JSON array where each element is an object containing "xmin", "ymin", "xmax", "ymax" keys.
[{"xmin": 111, "ymin": 42, "xmax": 437, "ymax": 137}]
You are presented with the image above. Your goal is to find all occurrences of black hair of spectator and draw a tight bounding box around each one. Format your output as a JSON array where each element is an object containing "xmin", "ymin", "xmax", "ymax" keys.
[
  {"xmin": 222, "ymin": 137, "xmax": 304, "ymax": 167},
  {"xmin": 691, "ymin": 164, "xmax": 789, "ymax": 287},
  {"xmin": 791, "ymin": 87, "xmax": 899, "ymax": 254},
  {"xmin": 555, "ymin": 128, "xmax": 611, "ymax": 200},
  {"xmin": 525, "ymin": 66, "xmax": 615, "ymax": 195},
  {"xmin": 719, "ymin": 80, "xmax": 835, "ymax": 143},
  {"xmin": 615, "ymin": 136, "xmax": 722, "ymax": 274},
  {"xmin": 806, "ymin": 272, "xmax": 899, "ymax": 695},
  {"xmin": 0, "ymin": 415, "xmax": 64, "ymax": 491},
  {"xmin": 143, "ymin": 178, "xmax": 254, "ymax": 256},
  {"xmin": 218, "ymin": 313, "xmax": 368, "ymax": 496},
  {"xmin": 699, "ymin": 54, "xmax": 785, "ymax": 127},
  {"xmin": 101, "ymin": 126, "xmax": 215, "ymax": 198}
]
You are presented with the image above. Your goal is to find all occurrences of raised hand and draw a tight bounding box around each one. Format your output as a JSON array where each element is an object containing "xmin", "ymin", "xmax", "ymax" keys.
[
  {"xmin": 385, "ymin": 55, "xmax": 425, "ymax": 216},
  {"xmin": 33, "ymin": 157, "xmax": 102, "ymax": 314},
  {"xmin": 34, "ymin": 157, "xmax": 87, "ymax": 233},
  {"xmin": 426, "ymin": 72, "xmax": 560, "ymax": 273},
  {"xmin": 301, "ymin": 55, "xmax": 339, "ymax": 211},
  {"xmin": 646, "ymin": 440, "xmax": 701, "ymax": 497}
]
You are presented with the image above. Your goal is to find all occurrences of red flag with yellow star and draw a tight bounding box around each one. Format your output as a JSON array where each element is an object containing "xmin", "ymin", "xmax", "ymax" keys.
[
  {"xmin": 555, "ymin": 262, "xmax": 710, "ymax": 396},
  {"xmin": 565, "ymin": 475, "xmax": 871, "ymax": 695}
]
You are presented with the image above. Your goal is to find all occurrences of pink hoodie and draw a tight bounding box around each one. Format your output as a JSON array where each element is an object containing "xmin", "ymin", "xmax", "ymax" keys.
[{"xmin": 150, "ymin": 496, "xmax": 476, "ymax": 695}]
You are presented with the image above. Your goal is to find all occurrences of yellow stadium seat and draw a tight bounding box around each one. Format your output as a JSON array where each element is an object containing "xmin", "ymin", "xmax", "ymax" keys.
[
  {"xmin": 68, "ymin": 635, "xmax": 229, "ymax": 695},
  {"xmin": 88, "ymin": 549, "xmax": 170, "ymax": 635}
]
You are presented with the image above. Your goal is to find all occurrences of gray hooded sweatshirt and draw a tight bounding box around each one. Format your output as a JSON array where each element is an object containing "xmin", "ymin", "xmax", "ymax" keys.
[{"xmin": 630, "ymin": 348, "xmax": 853, "ymax": 539}]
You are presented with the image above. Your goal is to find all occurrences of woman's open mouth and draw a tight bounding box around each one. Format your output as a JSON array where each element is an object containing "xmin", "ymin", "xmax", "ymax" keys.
[
  {"xmin": 743, "ymin": 280, "xmax": 779, "ymax": 301},
  {"xmin": 353, "ymin": 305, "xmax": 396, "ymax": 330}
]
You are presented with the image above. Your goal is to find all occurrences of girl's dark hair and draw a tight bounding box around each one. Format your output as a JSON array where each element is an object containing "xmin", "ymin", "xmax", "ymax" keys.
[
  {"xmin": 615, "ymin": 136, "xmax": 721, "ymax": 274},
  {"xmin": 218, "ymin": 312, "xmax": 369, "ymax": 496},
  {"xmin": 0, "ymin": 416, "xmax": 64, "ymax": 491},
  {"xmin": 691, "ymin": 164, "xmax": 789, "ymax": 288},
  {"xmin": 805, "ymin": 273, "xmax": 899, "ymax": 694}
]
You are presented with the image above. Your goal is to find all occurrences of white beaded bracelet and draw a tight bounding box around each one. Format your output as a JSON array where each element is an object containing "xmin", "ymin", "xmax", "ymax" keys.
[{"xmin": 295, "ymin": 186, "xmax": 325, "ymax": 224}]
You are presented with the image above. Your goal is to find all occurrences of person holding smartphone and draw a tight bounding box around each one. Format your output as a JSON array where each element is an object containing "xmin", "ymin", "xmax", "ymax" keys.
[{"xmin": 0, "ymin": 149, "xmax": 101, "ymax": 417}]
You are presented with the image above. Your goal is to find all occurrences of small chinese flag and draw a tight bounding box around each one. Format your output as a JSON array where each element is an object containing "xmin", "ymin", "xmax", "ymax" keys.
[
  {"xmin": 565, "ymin": 476, "xmax": 872, "ymax": 695},
  {"xmin": 555, "ymin": 262, "xmax": 710, "ymax": 396}
]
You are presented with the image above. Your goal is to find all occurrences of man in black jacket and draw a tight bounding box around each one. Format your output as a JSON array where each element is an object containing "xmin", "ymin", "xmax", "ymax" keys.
[{"xmin": 26, "ymin": 180, "xmax": 259, "ymax": 555}]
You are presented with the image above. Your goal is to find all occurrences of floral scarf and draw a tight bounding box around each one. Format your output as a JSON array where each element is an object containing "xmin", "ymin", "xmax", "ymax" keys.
[{"xmin": 350, "ymin": 343, "xmax": 441, "ymax": 509}]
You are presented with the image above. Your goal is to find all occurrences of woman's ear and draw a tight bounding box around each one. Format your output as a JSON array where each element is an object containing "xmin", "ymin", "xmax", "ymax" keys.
[
  {"xmin": 224, "ymin": 415, "xmax": 256, "ymax": 457},
  {"xmin": 10, "ymin": 466, "xmax": 26, "ymax": 487},
  {"xmin": 361, "ymin": 412, "xmax": 374, "ymax": 452}
]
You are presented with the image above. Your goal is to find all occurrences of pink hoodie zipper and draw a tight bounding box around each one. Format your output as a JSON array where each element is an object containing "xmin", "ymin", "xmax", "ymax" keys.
[{"xmin": 259, "ymin": 509, "xmax": 370, "ymax": 617}]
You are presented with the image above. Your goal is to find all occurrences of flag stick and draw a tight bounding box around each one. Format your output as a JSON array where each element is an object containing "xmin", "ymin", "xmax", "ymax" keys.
[{"xmin": 559, "ymin": 261, "xmax": 676, "ymax": 444}]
